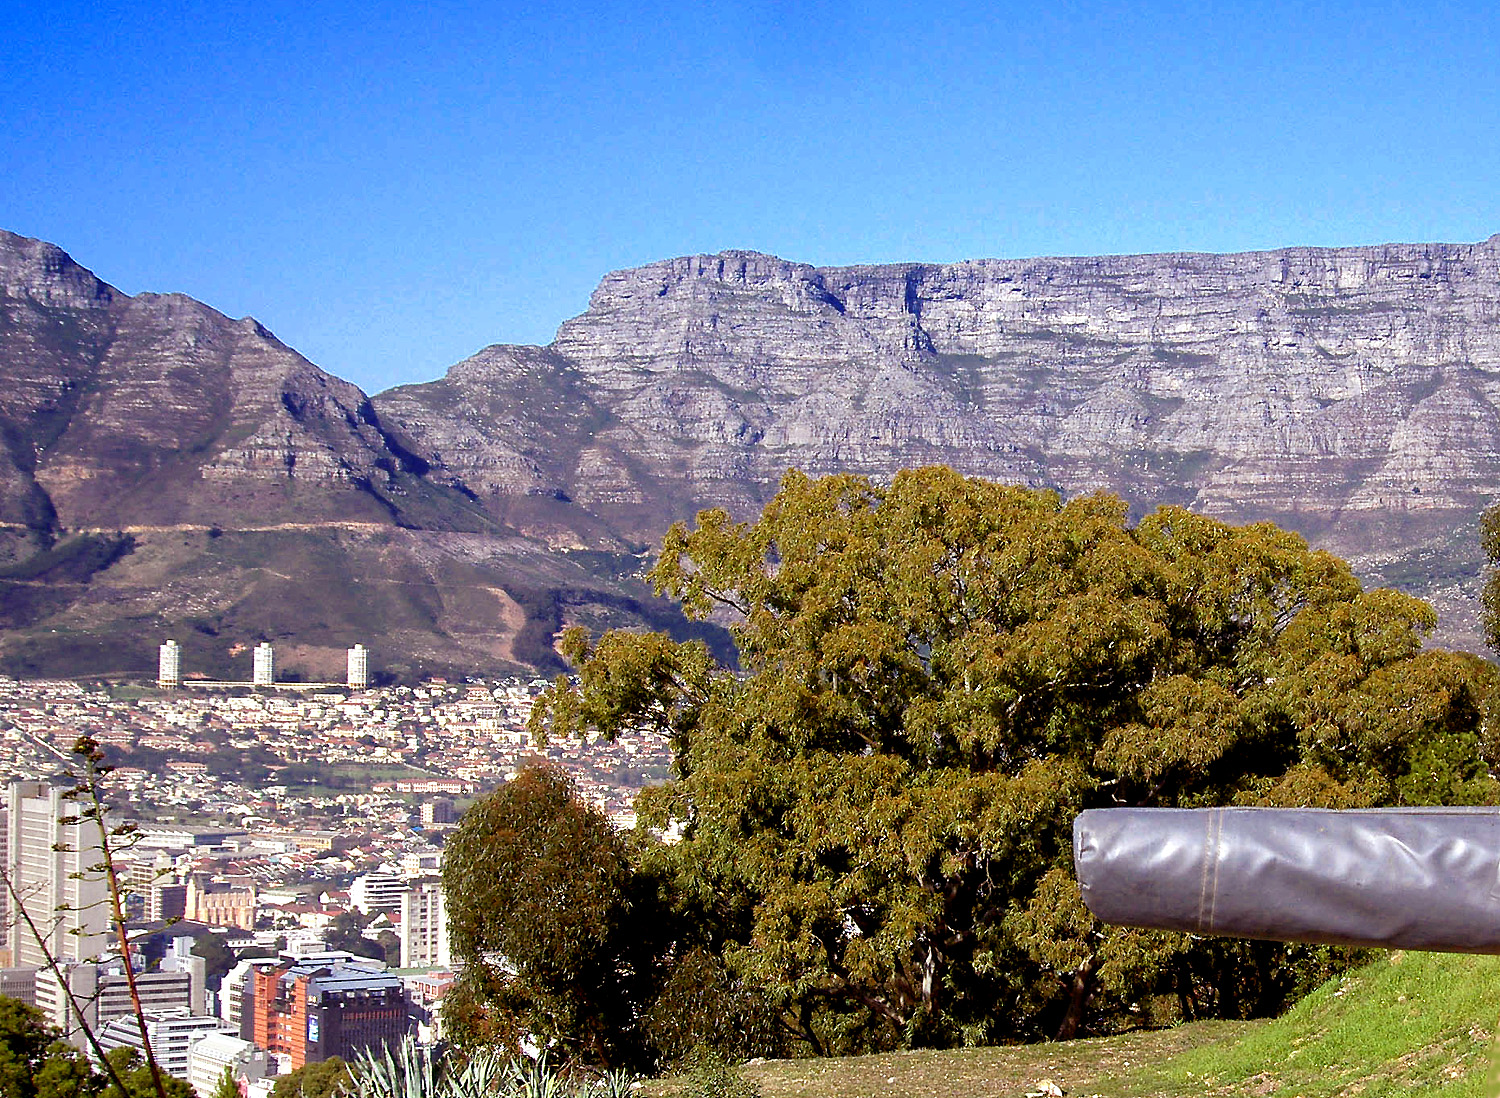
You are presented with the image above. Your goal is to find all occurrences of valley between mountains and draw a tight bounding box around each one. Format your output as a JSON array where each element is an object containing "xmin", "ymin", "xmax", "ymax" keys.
[{"xmin": 2, "ymin": 229, "xmax": 1498, "ymax": 680}]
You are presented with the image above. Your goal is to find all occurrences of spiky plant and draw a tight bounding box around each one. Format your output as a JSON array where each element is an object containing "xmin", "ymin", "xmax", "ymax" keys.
[{"xmin": 343, "ymin": 1038, "xmax": 632, "ymax": 1098}]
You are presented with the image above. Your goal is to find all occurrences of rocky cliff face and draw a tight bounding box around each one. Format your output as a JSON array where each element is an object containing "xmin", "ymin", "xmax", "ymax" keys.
[
  {"xmin": 3, "ymin": 228, "xmax": 1497, "ymax": 679},
  {"xmin": 380, "ymin": 241, "xmax": 1500, "ymax": 652},
  {"xmin": 0, "ymin": 231, "xmax": 705, "ymax": 681}
]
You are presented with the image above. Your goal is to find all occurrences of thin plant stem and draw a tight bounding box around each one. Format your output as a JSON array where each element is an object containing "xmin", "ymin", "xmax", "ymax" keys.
[
  {"xmin": 0, "ymin": 859, "xmax": 135, "ymax": 1097},
  {"xmin": 67, "ymin": 734, "xmax": 172, "ymax": 1098}
]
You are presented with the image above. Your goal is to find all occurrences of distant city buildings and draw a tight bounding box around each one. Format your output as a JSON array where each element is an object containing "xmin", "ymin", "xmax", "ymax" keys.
[
  {"xmin": 37, "ymin": 955, "xmax": 202, "ymax": 1047},
  {"xmin": 5, "ymin": 780, "xmax": 111, "ymax": 968},
  {"xmin": 242, "ymin": 957, "xmax": 411, "ymax": 1069},
  {"xmin": 0, "ymin": 671, "xmax": 671, "ymax": 1070},
  {"xmin": 151, "ymin": 640, "xmax": 374, "ymax": 690}
]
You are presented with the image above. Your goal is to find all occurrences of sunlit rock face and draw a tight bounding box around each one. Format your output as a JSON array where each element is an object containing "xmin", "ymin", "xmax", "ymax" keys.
[
  {"xmin": 5, "ymin": 226, "xmax": 1500, "ymax": 676},
  {"xmin": 381, "ymin": 238, "xmax": 1500, "ymax": 651},
  {"xmin": 0, "ymin": 230, "xmax": 546, "ymax": 681}
]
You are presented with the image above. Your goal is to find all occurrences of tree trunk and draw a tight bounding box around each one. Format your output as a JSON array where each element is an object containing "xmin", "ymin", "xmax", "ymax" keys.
[{"xmin": 1054, "ymin": 956, "xmax": 1095, "ymax": 1041}]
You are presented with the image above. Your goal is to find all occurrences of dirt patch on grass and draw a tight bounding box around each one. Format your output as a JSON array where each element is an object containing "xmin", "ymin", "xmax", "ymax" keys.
[{"xmin": 716, "ymin": 1022, "xmax": 1252, "ymax": 1098}]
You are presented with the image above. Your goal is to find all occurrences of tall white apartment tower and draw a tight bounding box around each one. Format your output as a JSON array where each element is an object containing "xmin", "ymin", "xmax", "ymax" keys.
[
  {"xmin": 399, "ymin": 879, "xmax": 449, "ymax": 968},
  {"xmin": 251, "ymin": 643, "xmax": 274, "ymax": 687},
  {"xmin": 347, "ymin": 643, "xmax": 369, "ymax": 689},
  {"xmin": 5, "ymin": 781, "xmax": 111, "ymax": 968},
  {"xmin": 157, "ymin": 640, "xmax": 181, "ymax": 688}
]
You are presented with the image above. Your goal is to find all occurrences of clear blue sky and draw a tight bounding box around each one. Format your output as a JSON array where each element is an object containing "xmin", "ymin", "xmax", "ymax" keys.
[{"xmin": 5, "ymin": 1, "xmax": 1499, "ymax": 394}]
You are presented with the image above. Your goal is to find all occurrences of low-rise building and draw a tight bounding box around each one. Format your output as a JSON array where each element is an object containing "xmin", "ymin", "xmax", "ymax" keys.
[{"xmin": 186, "ymin": 1032, "xmax": 271, "ymax": 1098}]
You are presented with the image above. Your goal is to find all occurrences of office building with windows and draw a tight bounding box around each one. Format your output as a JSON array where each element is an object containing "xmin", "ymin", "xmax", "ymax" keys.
[{"xmin": 5, "ymin": 781, "xmax": 110, "ymax": 969}]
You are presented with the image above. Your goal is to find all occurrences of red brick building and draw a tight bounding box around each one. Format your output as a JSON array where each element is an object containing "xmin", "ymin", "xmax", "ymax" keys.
[{"xmin": 243, "ymin": 959, "xmax": 410, "ymax": 1068}]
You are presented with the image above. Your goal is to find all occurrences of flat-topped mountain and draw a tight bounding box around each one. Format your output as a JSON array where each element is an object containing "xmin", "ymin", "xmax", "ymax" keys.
[
  {"xmin": 2, "ymin": 230, "xmax": 1498, "ymax": 679},
  {"xmin": 378, "ymin": 241, "xmax": 1500, "ymax": 652}
]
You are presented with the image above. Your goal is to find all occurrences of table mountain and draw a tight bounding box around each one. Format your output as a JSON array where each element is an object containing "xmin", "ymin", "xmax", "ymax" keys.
[
  {"xmin": 379, "ymin": 242, "xmax": 1500, "ymax": 653},
  {"xmin": 4, "ymin": 229, "xmax": 1498, "ymax": 680},
  {"xmin": 0, "ymin": 230, "xmax": 715, "ymax": 681}
]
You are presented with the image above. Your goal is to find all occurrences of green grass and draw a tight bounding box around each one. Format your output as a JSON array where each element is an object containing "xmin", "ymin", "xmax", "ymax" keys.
[
  {"xmin": 1122, "ymin": 950, "xmax": 1500, "ymax": 1098},
  {"xmin": 718, "ymin": 952, "xmax": 1500, "ymax": 1098}
]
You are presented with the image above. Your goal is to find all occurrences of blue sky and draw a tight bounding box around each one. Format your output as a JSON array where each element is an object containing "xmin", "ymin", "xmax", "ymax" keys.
[{"xmin": 5, "ymin": 1, "xmax": 1499, "ymax": 394}]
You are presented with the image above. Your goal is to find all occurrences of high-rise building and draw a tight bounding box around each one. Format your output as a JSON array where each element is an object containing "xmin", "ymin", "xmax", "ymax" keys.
[
  {"xmin": 96, "ymin": 1009, "xmax": 233, "ymax": 1081},
  {"xmin": 252, "ymin": 643, "xmax": 275, "ymax": 686},
  {"xmin": 37, "ymin": 957, "xmax": 199, "ymax": 1046},
  {"xmin": 347, "ymin": 644, "xmax": 369, "ymax": 689},
  {"xmin": 398, "ymin": 880, "xmax": 448, "ymax": 969},
  {"xmin": 242, "ymin": 958, "xmax": 411, "ymax": 1069},
  {"xmin": 219, "ymin": 959, "xmax": 263, "ymax": 1032},
  {"xmin": 5, "ymin": 781, "xmax": 110, "ymax": 969},
  {"xmin": 158, "ymin": 640, "xmax": 181, "ymax": 688}
]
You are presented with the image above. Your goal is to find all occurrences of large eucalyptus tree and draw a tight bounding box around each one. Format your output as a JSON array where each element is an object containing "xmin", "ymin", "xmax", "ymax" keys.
[{"xmin": 528, "ymin": 467, "xmax": 1495, "ymax": 1052}]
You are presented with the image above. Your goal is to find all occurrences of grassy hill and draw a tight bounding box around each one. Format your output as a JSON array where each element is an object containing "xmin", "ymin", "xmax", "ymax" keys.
[{"xmin": 733, "ymin": 951, "xmax": 1500, "ymax": 1098}]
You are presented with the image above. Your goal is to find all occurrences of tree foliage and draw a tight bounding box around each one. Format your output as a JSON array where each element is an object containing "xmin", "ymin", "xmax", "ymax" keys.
[
  {"xmin": 269, "ymin": 1057, "xmax": 349, "ymax": 1098},
  {"xmin": 1483, "ymin": 499, "xmax": 1500, "ymax": 654},
  {"xmin": 0, "ymin": 994, "xmax": 93, "ymax": 1098},
  {"xmin": 0, "ymin": 998, "xmax": 194, "ymax": 1098},
  {"xmin": 441, "ymin": 765, "xmax": 661, "ymax": 1067},
  {"xmin": 531, "ymin": 467, "xmax": 1498, "ymax": 1052},
  {"xmin": 210, "ymin": 1067, "xmax": 240, "ymax": 1098},
  {"xmin": 99, "ymin": 1050, "xmax": 194, "ymax": 1098}
]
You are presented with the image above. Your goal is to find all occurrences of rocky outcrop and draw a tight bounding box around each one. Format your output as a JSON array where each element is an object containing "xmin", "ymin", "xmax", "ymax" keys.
[
  {"xmin": 382, "ymin": 241, "xmax": 1500, "ymax": 651},
  {"xmin": 4, "ymin": 227, "xmax": 1499, "ymax": 678}
]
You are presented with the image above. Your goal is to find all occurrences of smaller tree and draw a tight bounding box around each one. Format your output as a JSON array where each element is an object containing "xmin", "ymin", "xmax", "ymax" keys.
[
  {"xmin": 210, "ymin": 1066, "xmax": 240, "ymax": 1098},
  {"xmin": 442, "ymin": 765, "xmax": 660, "ymax": 1067},
  {"xmin": 324, "ymin": 911, "xmax": 386, "ymax": 963},
  {"xmin": 0, "ymin": 994, "xmax": 95, "ymax": 1098},
  {"xmin": 191, "ymin": 934, "xmax": 236, "ymax": 991},
  {"xmin": 99, "ymin": 1049, "xmax": 195, "ymax": 1098},
  {"xmin": 269, "ymin": 1057, "xmax": 349, "ymax": 1098}
]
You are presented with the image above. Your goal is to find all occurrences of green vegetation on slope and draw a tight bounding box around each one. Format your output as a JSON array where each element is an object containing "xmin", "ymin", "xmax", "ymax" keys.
[
  {"xmin": 1122, "ymin": 950, "xmax": 1500, "ymax": 1098},
  {"xmin": 729, "ymin": 952, "xmax": 1499, "ymax": 1098}
]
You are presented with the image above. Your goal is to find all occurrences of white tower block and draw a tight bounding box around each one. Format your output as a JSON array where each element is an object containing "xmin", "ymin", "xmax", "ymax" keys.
[
  {"xmin": 347, "ymin": 644, "xmax": 369, "ymax": 689},
  {"xmin": 157, "ymin": 640, "xmax": 181, "ymax": 688},
  {"xmin": 252, "ymin": 643, "xmax": 275, "ymax": 686}
]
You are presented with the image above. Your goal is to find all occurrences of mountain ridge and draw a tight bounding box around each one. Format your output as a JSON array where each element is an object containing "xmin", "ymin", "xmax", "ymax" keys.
[{"xmin": 2, "ymin": 228, "xmax": 1497, "ymax": 678}]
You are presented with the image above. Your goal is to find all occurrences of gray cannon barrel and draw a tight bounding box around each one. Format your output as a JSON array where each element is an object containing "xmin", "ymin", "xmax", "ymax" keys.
[{"xmin": 1074, "ymin": 806, "xmax": 1500, "ymax": 953}]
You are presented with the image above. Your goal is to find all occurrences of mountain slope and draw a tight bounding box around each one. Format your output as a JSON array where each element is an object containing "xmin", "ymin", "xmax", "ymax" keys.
[
  {"xmin": 380, "ymin": 242, "xmax": 1500, "ymax": 651},
  {"xmin": 0, "ymin": 231, "xmax": 713, "ymax": 681}
]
